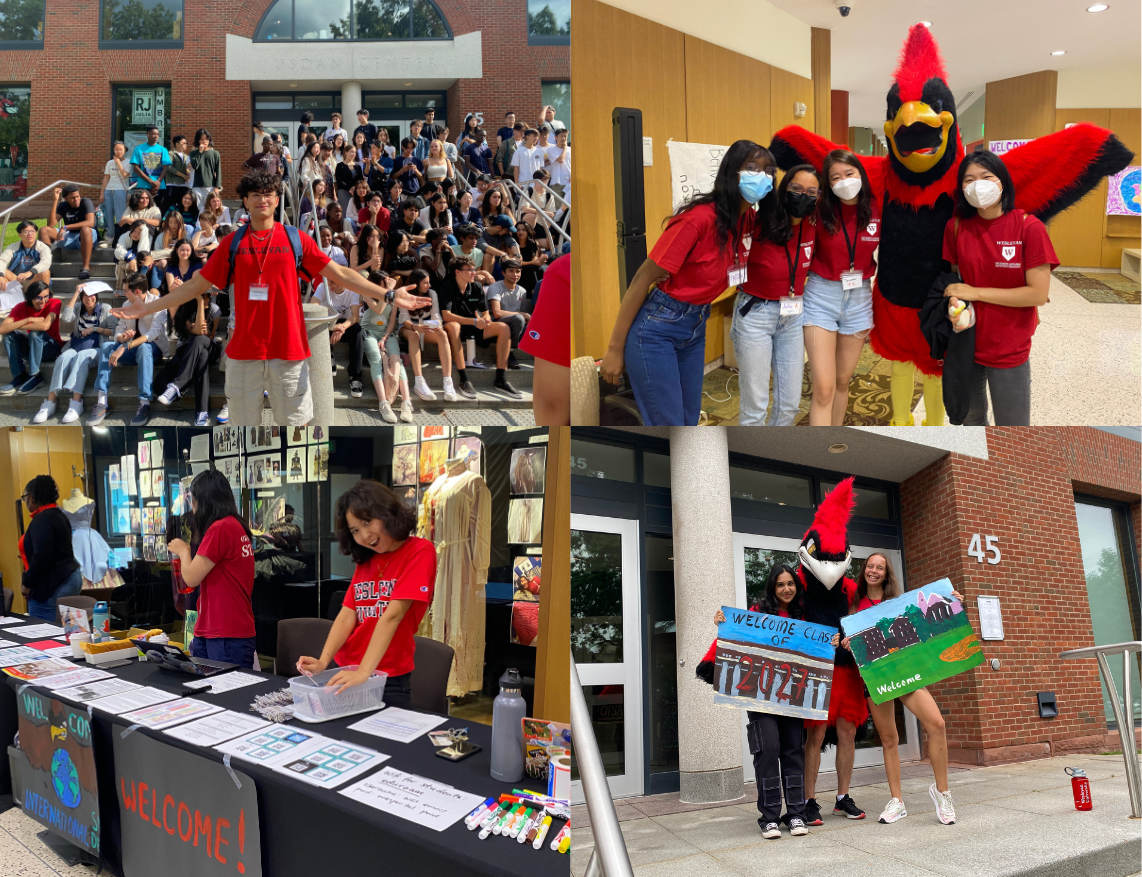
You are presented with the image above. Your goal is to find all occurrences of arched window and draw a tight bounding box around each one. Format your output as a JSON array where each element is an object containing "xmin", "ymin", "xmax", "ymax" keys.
[{"xmin": 254, "ymin": 0, "xmax": 452, "ymax": 42}]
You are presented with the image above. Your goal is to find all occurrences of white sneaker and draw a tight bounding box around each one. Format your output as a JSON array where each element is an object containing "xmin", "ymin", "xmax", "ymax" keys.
[
  {"xmin": 929, "ymin": 784, "xmax": 955, "ymax": 825},
  {"xmin": 413, "ymin": 377, "xmax": 436, "ymax": 401},
  {"xmin": 157, "ymin": 383, "xmax": 180, "ymax": 406},
  {"xmin": 32, "ymin": 399, "xmax": 56, "ymax": 423},
  {"xmin": 61, "ymin": 399, "xmax": 84, "ymax": 423},
  {"xmin": 879, "ymin": 798, "xmax": 907, "ymax": 824},
  {"xmin": 760, "ymin": 822, "xmax": 781, "ymax": 839},
  {"xmin": 399, "ymin": 399, "xmax": 414, "ymax": 423},
  {"xmin": 379, "ymin": 400, "xmax": 397, "ymax": 423},
  {"xmin": 788, "ymin": 817, "xmax": 808, "ymax": 836},
  {"xmin": 441, "ymin": 377, "xmax": 459, "ymax": 402},
  {"xmin": 216, "ymin": 403, "xmax": 229, "ymax": 423}
]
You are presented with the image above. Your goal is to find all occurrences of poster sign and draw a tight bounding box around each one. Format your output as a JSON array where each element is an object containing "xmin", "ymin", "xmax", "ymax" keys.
[
  {"xmin": 988, "ymin": 139, "xmax": 1030, "ymax": 155},
  {"xmin": 16, "ymin": 688, "xmax": 100, "ymax": 854},
  {"xmin": 976, "ymin": 595, "xmax": 1005, "ymax": 640},
  {"xmin": 711, "ymin": 606, "xmax": 838, "ymax": 721},
  {"xmin": 115, "ymin": 729, "xmax": 261, "ymax": 877},
  {"xmin": 132, "ymin": 90, "xmax": 155, "ymax": 125},
  {"xmin": 841, "ymin": 578, "xmax": 984, "ymax": 704},
  {"xmin": 154, "ymin": 89, "xmax": 166, "ymax": 131},
  {"xmin": 667, "ymin": 140, "xmax": 728, "ymax": 212},
  {"xmin": 1106, "ymin": 166, "xmax": 1141, "ymax": 216}
]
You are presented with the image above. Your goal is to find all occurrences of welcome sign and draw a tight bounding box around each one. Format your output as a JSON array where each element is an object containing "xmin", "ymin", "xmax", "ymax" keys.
[
  {"xmin": 841, "ymin": 578, "xmax": 984, "ymax": 704},
  {"xmin": 712, "ymin": 607, "xmax": 839, "ymax": 721}
]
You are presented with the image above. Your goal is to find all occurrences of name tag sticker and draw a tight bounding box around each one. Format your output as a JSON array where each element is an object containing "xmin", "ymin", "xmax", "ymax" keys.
[
  {"xmin": 841, "ymin": 271, "xmax": 863, "ymax": 291},
  {"xmin": 780, "ymin": 296, "xmax": 803, "ymax": 316},
  {"xmin": 248, "ymin": 284, "xmax": 269, "ymax": 302},
  {"xmin": 728, "ymin": 266, "xmax": 748, "ymax": 286}
]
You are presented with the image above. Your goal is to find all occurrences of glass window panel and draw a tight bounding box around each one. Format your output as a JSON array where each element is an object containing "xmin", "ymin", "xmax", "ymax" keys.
[
  {"xmin": 541, "ymin": 81, "xmax": 570, "ymax": 128},
  {"xmin": 364, "ymin": 93, "xmax": 404, "ymax": 109},
  {"xmin": 528, "ymin": 0, "xmax": 569, "ymax": 36},
  {"xmin": 570, "ymin": 685, "xmax": 624, "ymax": 780},
  {"xmin": 822, "ymin": 481, "xmax": 891, "ymax": 519},
  {"xmin": 254, "ymin": 0, "xmax": 291, "ymax": 40},
  {"xmin": 570, "ymin": 439, "xmax": 634, "ymax": 482},
  {"xmin": 1076, "ymin": 502, "xmax": 1141, "ymax": 723},
  {"xmin": 405, "ymin": 93, "xmax": 444, "ymax": 108},
  {"xmin": 571, "ymin": 529, "xmax": 623, "ymax": 664},
  {"xmin": 743, "ymin": 547, "xmax": 801, "ymax": 609},
  {"xmin": 294, "ymin": 95, "xmax": 334, "ymax": 109},
  {"xmin": 295, "ymin": 0, "xmax": 351, "ymax": 39},
  {"xmin": 102, "ymin": 0, "xmax": 183, "ymax": 41},
  {"xmin": 0, "ymin": 1, "xmax": 43, "ymax": 40},
  {"xmin": 354, "ymin": 0, "xmax": 410, "ymax": 38},
  {"xmin": 646, "ymin": 536, "xmax": 678, "ymax": 774},
  {"xmin": 114, "ymin": 86, "xmax": 172, "ymax": 159},
  {"xmin": 410, "ymin": 0, "xmax": 448, "ymax": 37},
  {"xmin": 642, "ymin": 451, "xmax": 671, "ymax": 488},
  {"xmin": 0, "ymin": 87, "xmax": 30, "ymax": 201},
  {"xmin": 730, "ymin": 467, "xmax": 811, "ymax": 506},
  {"xmin": 254, "ymin": 94, "xmax": 294, "ymax": 110}
]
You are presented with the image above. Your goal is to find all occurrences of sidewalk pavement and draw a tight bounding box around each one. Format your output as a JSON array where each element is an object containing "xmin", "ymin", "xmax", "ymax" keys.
[{"xmin": 570, "ymin": 754, "xmax": 1142, "ymax": 877}]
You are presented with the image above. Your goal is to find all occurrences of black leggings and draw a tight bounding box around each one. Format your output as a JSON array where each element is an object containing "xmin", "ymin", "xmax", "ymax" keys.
[
  {"xmin": 747, "ymin": 711, "xmax": 806, "ymax": 823},
  {"xmin": 338, "ymin": 322, "xmax": 365, "ymax": 379},
  {"xmin": 158, "ymin": 335, "xmax": 219, "ymax": 412}
]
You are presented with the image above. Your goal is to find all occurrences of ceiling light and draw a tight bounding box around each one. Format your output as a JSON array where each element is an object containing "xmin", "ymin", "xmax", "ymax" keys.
[
  {"xmin": 1086, "ymin": 3, "xmax": 1108, "ymax": 11},
  {"xmin": 828, "ymin": 443, "xmax": 848, "ymax": 454},
  {"xmin": 289, "ymin": 83, "xmax": 297, "ymax": 88},
  {"xmin": 919, "ymin": 20, "xmax": 932, "ymax": 26},
  {"xmin": 1051, "ymin": 50, "xmax": 1066, "ymax": 55}
]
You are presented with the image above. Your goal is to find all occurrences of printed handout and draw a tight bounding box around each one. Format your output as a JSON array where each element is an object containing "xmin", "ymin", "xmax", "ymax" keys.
[
  {"xmin": 214, "ymin": 724, "xmax": 329, "ymax": 767},
  {"xmin": 88, "ymin": 686, "xmax": 180, "ymax": 715},
  {"xmin": 163, "ymin": 711, "xmax": 271, "ymax": 747},
  {"xmin": 120, "ymin": 698, "xmax": 224, "ymax": 730},
  {"xmin": 53, "ymin": 678, "xmax": 143, "ymax": 704},
  {"xmin": 271, "ymin": 740, "xmax": 389, "ymax": 790},
  {"xmin": 346, "ymin": 708, "xmax": 447, "ymax": 744},
  {"xmin": 339, "ymin": 767, "xmax": 485, "ymax": 832},
  {"xmin": 183, "ymin": 671, "xmax": 268, "ymax": 694}
]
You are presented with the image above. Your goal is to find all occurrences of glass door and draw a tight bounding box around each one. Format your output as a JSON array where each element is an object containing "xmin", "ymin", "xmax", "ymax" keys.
[
  {"xmin": 571, "ymin": 515, "xmax": 644, "ymax": 801},
  {"xmin": 731, "ymin": 533, "xmax": 920, "ymax": 781}
]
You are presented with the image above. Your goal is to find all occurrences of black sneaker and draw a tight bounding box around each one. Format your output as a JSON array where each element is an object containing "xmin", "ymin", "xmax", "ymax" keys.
[
  {"xmin": 459, "ymin": 380, "xmax": 477, "ymax": 399},
  {"xmin": 350, "ymin": 379, "xmax": 363, "ymax": 398},
  {"xmin": 758, "ymin": 820, "xmax": 781, "ymax": 839},
  {"xmin": 506, "ymin": 352, "xmax": 522, "ymax": 370},
  {"xmin": 803, "ymin": 799, "xmax": 823, "ymax": 826},
  {"xmin": 833, "ymin": 795, "xmax": 866, "ymax": 819},
  {"xmin": 494, "ymin": 379, "xmax": 522, "ymax": 398},
  {"xmin": 130, "ymin": 401, "xmax": 151, "ymax": 427},
  {"xmin": 78, "ymin": 268, "xmax": 90, "ymax": 280}
]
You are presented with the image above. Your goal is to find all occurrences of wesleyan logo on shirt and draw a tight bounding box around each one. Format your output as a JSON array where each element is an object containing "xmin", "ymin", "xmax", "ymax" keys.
[
  {"xmin": 353, "ymin": 578, "xmax": 396, "ymax": 622},
  {"xmin": 995, "ymin": 240, "xmax": 1022, "ymax": 269},
  {"xmin": 861, "ymin": 220, "xmax": 879, "ymax": 242},
  {"xmin": 800, "ymin": 242, "xmax": 814, "ymax": 267}
]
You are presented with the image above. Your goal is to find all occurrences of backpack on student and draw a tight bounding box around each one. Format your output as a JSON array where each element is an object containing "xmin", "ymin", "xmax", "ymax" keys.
[{"xmin": 223, "ymin": 222, "xmax": 315, "ymax": 291}]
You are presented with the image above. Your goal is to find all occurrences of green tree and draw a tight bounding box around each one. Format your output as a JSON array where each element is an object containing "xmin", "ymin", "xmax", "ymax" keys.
[
  {"xmin": 875, "ymin": 616, "xmax": 894, "ymax": 642},
  {"xmin": 529, "ymin": 4, "xmax": 559, "ymax": 35},
  {"xmin": 411, "ymin": 0, "xmax": 447, "ymax": 37},
  {"xmin": 571, "ymin": 530, "xmax": 624, "ymax": 662},
  {"xmin": 103, "ymin": 0, "xmax": 179, "ymax": 41},
  {"xmin": 904, "ymin": 603, "xmax": 928, "ymax": 642},
  {"xmin": 849, "ymin": 634, "xmax": 869, "ymax": 666},
  {"xmin": 0, "ymin": 0, "xmax": 43, "ymax": 41},
  {"xmin": 0, "ymin": 91, "xmax": 30, "ymax": 166}
]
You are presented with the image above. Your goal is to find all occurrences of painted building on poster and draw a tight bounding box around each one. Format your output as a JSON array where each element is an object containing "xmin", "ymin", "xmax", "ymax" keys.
[{"xmin": 570, "ymin": 427, "xmax": 1141, "ymax": 803}]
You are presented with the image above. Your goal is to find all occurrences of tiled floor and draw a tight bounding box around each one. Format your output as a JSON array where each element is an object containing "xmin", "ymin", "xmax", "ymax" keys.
[{"xmin": 0, "ymin": 806, "xmax": 98, "ymax": 877}]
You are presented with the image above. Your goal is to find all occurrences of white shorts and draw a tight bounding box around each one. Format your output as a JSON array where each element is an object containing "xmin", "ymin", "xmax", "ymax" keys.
[{"xmin": 224, "ymin": 358, "xmax": 313, "ymax": 426}]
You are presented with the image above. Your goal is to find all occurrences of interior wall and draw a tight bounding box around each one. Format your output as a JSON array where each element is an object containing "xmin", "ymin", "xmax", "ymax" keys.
[
  {"xmin": 984, "ymin": 70, "xmax": 1059, "ymax": 143},
  {"xmin": 831, "ymin": 90, "xmax": 849, "ymax": 146},
  {"xmin": 534, "ymin": 427, "xmax": 569, "ymax": 724}
]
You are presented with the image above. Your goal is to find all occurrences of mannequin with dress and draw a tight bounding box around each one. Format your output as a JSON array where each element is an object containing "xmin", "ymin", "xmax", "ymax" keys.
[{"xmin": 60, "ymin": 488, "xmax": 123, "ymax": 589}]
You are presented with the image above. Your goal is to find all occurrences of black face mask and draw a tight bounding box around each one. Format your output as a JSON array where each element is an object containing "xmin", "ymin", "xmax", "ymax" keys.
[{"xmin": 784, "ymin": 191, "xmax": 817, "ymax": 218}]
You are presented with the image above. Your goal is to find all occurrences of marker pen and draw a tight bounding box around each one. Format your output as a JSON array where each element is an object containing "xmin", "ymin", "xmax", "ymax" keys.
[
  {"xmin": 465, "ymin": 798, "xmax": 495, "ymax": 827},
  {"xmin": 532, "ymin": 815, "xmax": 553, "ymax": 849},
  {"xmin": 518, "ymin": 808, "xmax": 542, "ymax": 843},
  {"xmin": 474, "ymin": 801, "xmax": 508, "ymax": 832},
  {"xmin": 493, "ymin": 804, "xmax": 521, "ymax": 836},
  {"xmin": 558, "ymin": 836, "xmax": 570, "ymax": 854},
  {"xmin": 550, "ymin": 822, "xmax": 570, "ymax": 850},
  {"xmin": 481, "ymin": 804, "xmax": 515, "ymax": 840},
  {"xmin": 510, "ymin": 807, "xmax": 533, "ymax": 838}
]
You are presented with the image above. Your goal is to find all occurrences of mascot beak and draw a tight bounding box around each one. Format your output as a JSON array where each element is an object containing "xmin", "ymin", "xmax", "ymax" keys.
[
  {"xmin": 799, "ymin": 545, "xmax": 851, "ymax": 590},
  {"xmin": 884, "ymin": 101, "xmax": 954, "ymax": 173}
]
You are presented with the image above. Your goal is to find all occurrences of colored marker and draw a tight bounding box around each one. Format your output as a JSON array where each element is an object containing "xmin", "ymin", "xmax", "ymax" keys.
[
  {"xmin": 550, "ymin": 823, "xmax": 570, "ymax": 850},
  {"xmin": 480, "ymin": 804, "xmax": 513, "ymax": 840},
  {"xmin": 472, "ymin": 801, "xmax": 507, "ymax": 832},
  {"xmin": 510, "ymin": 807, "xmax": 533, "ymax": 838},
  {"xmin": 518, "ymin": 809, "xmax": 542, "ymax": 843},
  {"xmin": 465, "ymin": 798, "xmax": 495, "ymax": 827},
  {"xmin": 493, "ymin": 804, "xmax": 521, "ymax": 836},
  {"xmin": 532, "ymin": 815, "xmax": 553, "ymax": 849},
  {"xmin": 558, "ymin": 836, "xmax": 570, "ymax": 854}
]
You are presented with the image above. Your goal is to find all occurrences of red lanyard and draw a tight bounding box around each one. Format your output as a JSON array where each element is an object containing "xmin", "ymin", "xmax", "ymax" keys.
[{"xmin": 247, "ymin": 225, "xmax": 275, "ymax": 279}]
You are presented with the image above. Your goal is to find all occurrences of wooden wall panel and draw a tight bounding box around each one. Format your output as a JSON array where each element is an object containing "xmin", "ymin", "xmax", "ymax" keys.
[
  {"xmin": 1050, "ymin": 108, "xmax": 1111, "ymax": 267},
  {"xmin": 831, "ymin": 90, "xmax": 849, "ymax": 146},
  {"xmin": 684, "ymin": 34, "xmax": 772, "ymax": 149},
  {"xmin": 535, "ymin": 427, "xmax": 569, "ymax": 724},
  {"xmin": 570, "ymin": 0, "xmax": 687, "ymax": 359},
  {"xmin": 811, "ymin": 28, "xmax": 831, "ymax": 138},
  {"xmin": 771, "ymin": 65, "xmax": 815, "ymax": 135},
  {"xmin": 985, "ymin": 70, "xmax": 1058, "ymax": 143}
]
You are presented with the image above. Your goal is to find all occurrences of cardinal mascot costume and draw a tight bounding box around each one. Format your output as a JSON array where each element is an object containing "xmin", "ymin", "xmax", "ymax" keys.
[{"xmin": 770, "ymin": 24, "xmax": 1134, "ymax": 425}]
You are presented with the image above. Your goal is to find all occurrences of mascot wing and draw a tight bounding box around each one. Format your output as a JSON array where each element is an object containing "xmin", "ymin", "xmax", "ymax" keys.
[
  {"xmin": 1003, "ymin": 123, "xmax": 1134, "ymax": 223},
  {"xmin": 770, "ymin": 126, "xmax": 889, "ymax": 195}
]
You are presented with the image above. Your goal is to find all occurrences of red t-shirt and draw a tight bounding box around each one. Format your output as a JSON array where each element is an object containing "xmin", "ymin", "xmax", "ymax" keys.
[
  {"xmin": 194, "ymin": 517, "xmax": 255, "ymax": 639},
  {"xmin": 198, "ymin": 223, "xmax": 331, "ymax": 361},
  {"xmin": 334, "ymin": 536, "xmax": 436, "ymax": 678},
  {"xmin": 855, "ymin": 595, "xmax": 882, "ymax": 612},
  {"xmin": 942, "ymin": 209, "xmax": 1058, "ymax": 369},
  {"xmin": 649, "ymin": 203, "xmax": 755, "ymax": 306},
  {"xmin": 741, "ymin": 220, "xmax": 817, "ymax": 301},
  {"xmin": 10, "ymin": 298, "xmax": 63, "ymax": 346},
  {"xmin": 811, "ymin": 201, "xmax": 881, "ymax": 281},
  {"xmin": 519, "ymin": 253, "xmax": 569, "ymax": 366},
  {"xmin": 357, "ymin": 207, "xmax": 392, "ymax": 232}
]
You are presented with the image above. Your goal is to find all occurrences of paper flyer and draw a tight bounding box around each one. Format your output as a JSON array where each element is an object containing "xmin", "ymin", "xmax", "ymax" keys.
[
  {"xmin": 189, "ymin": 432, "xmax": 211, "ymax": 462},
  {"xmin": 120, "ymin": 698, "xmax": 224, "ymax": 730},
  {"xmin": 271, "ymin": 740, "xmax": 390, "ymax": 790},
  {"xmin": 162, "ymin": 711, "xmax": 271, "ymax": 747},
  {"xmin": 88, "ymin": 686, "xmax": 180, "ymax": 715},
  {"xmin": 53, "ymin": 678, "xmax": 142, "ymax": 704},
  {"xmin": 339, "ymin": 767, "xmax": 485, "ymax": 832},
  {"xmin": 214, "ymin": 724, "xmax": 329, "ymax": 767}
]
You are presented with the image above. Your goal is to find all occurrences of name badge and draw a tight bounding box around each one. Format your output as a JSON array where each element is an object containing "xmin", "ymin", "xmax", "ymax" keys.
[
  {"xmin": 780, "ymin": 296, "xmax": 803, "ymax": 316},
  {"xmin": 248, "ymin": 284, "xmax": 269, "ymax": 302},
  {"xmin": 841, "ymin": 271, "xmax": 863, "ymax": 291},
  {"xmin": 728, "ymin": 265, "xmax": 748, "ymax": 286}
]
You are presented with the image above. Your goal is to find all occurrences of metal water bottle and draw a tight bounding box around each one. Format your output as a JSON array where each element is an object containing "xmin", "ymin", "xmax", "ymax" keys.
[
  {"xmin": 92, "ymin": 601, "xmax": 110, "ymax": 642},
  {"xmin": 490, "ymin": 668, "xmax": 526, "ymax": 782},
  {"xmin": 1065, "ymin": 766, "xmax": 1092, "ymax": 810}
]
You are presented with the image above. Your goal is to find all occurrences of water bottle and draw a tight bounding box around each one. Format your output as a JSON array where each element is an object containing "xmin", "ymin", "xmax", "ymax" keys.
[
  {"xmin": 490, "ymin": 668, "xmax": 526, "ymax": 782},
  {"xmin": 1066, "ymin": 766, "xmax": 1092, "ymax": 811},
  {"xmin": 92, "ymin": 601, "xmax": 110, "ymax": 642}
]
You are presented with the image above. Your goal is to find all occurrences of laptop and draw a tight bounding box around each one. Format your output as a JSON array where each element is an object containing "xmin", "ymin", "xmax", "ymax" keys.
[{"xmin": 130, "ymin": 639, "xmax": 237, "ymax": 677}]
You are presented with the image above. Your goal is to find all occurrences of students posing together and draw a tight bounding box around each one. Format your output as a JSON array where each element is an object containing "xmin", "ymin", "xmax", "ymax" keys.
[{"xmin": 602, "ymin": 141, "xmax": 1056, "ymax": 426}]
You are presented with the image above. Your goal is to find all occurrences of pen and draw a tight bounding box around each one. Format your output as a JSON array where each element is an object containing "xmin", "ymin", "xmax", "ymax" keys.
[{"xmin": 532, "ymin": 815, "xmax": 553, "ymax": 849}]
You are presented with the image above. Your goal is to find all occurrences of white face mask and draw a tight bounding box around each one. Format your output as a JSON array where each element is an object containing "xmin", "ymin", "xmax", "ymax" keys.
[
  {"xmin": 831, "ymin": 177, "xmax": 862, "ymax": 201},
  {"xmin": 964, "ymin": 179, "xmax": 1002, "ymax": 209}
]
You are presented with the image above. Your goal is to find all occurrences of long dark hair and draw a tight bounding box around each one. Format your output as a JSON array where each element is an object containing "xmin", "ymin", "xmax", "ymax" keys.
[
  {"xmin": 666, "ymin": 139, "xmax": 772, "ymax": 256},
  {"xmin": 954, "ymin": 150, "xmax": 1016, "ymax": 219},
  {"xmin": 755, "ymin": 563, "xmax": 803, "ymax": 618},
  {"xmin": 187, "ymin": 469, "xmax": 252, "ymax": 551},
  {"xmin": 335, "ymin": 480, "xmax": 416, "ymax": 565},
  {"xmin": 818, "ymin": 149, "xmax": 873, "ymax": 236},
  {"xmin": 756, "ymin": 163, "xmax": 820, "ymax": 245},
  {"xmin": 849, "ymin": 552, "xmax": 903, "ymax": 613}
]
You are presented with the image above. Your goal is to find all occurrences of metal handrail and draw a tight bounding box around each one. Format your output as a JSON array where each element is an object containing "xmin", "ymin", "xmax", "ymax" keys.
[
  {"xmin": 571, "ymin": 657, "xmax": 634, "ymax": 877},
  {"xmin": 0, "ymin": 180, "xmax": 102, "ymax": 245},
  {"xmin": 502, "ymin": 177, "xmax": 571, "ymax": 247},
  {"xmin": 1060, "ymin": 641, "xmax": 1142, "ymax": 818}
]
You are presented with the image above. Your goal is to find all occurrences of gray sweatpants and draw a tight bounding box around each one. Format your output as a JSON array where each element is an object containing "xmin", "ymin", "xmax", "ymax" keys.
[{"xmin": 964, "ymin": 360, "xmax": 1031, "ymax": 426}]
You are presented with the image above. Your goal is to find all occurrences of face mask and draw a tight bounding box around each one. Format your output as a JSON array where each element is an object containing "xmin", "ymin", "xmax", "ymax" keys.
[
  {"xmin": 785, "ymin": 191, "xmax": 817, "ymax": 218},
  {"xmin": 831, "ymin": 177, "xmax": 862, "ymax": 200},
  {"xmin": 964, "ymin": 179, "xmax": 1002, "ymax": 209},
  {"xmin": 738, "ymin": 171, "xmax": 774, "ymax": 205}
]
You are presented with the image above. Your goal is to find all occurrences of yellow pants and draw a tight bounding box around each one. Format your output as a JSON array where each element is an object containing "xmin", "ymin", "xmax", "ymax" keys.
[{"xmin": 889, "ymin": 360, "xmax": 945, "ymax": 426}]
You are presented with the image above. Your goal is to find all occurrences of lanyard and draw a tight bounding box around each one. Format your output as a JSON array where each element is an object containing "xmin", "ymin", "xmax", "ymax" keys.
[
  {"xmin": 839, "ymin": 207, "xmax": 858, "ymax": 271},
  {"xmin": 247, "ymin": 225, "xmax": 275, "ymax": 279},
  {"xmin": 783, "ymin": 222, "xmax": 805, "ymax": 296}
]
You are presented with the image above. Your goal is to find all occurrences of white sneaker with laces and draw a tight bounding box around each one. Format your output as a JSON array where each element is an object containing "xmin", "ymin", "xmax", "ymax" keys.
[
  {"xmin": 929, "ymin": 784, "xmax": 955, "ymax": 824},
  {"xmin": 157, "ymin": 383, "xmax": 180, "ymax": 406},
  {"xmin": 441, "ymin": 377, "xmax": 459, "ymax": 402},
  {"xmin": 761, "ymin": 822, "xmax": 781, "ymax": 839},
  {"xmin": 32, "ymin": 399, "xmax": 56, "ymax": 423},
  {"xmin": 879, "ymin": 798, "xmax": 908, "ymax": 824},
  {"xmin": 61, "ymin": 399, "xmax": 84, "ymax": 424},
  {"xmin": 399, "ymin": 399, "xmax": 414, "ymax": 423},
  {"xmin": 788, "ymin": 817, "xmax": 808, "ymax": 836},
  {"xmin": 413, "ymin": 376, "xmax": 436, "ymax": 401},
  {"xmin": 379, "ymin": 400, "xmax": 397, "ymax": 423}
]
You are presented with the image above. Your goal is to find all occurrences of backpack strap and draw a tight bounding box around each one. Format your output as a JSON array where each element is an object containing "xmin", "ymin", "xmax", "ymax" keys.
[
  {"xmin": 224, "ymin": 223, "xmax": 251, "ymax": 292},
  {"xmin": 283, "ymin": 224, "xmax": 313, "ymax": 282}
]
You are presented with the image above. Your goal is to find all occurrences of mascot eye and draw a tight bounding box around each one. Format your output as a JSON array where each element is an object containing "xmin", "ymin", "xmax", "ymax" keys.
[
  {"xmin": 806, "ymin": 543, "xmax": 816, "ymax": 555},
  {"xmin": 930, "ymin": 99, "xmax": 943, "ymax": 113}
]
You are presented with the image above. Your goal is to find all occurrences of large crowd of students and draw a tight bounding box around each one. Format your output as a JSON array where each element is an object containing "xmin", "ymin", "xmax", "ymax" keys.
[{"xmin": 0, "ymin": 104, "xmax": 572, "ymax": 426}]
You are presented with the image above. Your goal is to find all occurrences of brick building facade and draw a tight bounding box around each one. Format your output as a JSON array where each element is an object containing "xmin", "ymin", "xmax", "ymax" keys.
[{"xmin": 0, "ymin": 0, "xmax": 568, "ymax": 197}]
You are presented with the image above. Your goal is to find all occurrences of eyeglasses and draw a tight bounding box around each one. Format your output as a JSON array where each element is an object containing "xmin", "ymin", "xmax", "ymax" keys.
[{"xmin": 788, "ymin": 185, "xmax": 820, "ymax": 197}]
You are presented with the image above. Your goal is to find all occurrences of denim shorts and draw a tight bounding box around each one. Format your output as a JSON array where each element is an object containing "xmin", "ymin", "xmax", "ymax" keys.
[
  {"xmin": 803, "ymin": 272, "xmax": 874, "ymax": 335},
  {"xmin": 62, "ymin": 227, "xmax": 97, "ymax": 249}
]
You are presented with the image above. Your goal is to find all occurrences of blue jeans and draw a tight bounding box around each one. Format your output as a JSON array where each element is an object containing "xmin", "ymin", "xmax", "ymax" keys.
[
  {"xmin": 190, "ymin": 634, "xmax": 257, "ymax": 669},
  {"xmin": 49, "ymin": 346, "xmax": 101, "ymax": 396},
  {"xmin": 103, "ymin": 190, "xmax": 128, "ymax": 239},
  {"xmin": 26, "ymin": 568, "xmax": 83, "ymax": 622},
  {"xmin": 62, "ymin": 227, "xmax": 97, "ymax": 249},
  {"xmin": 730, "ymin": 293, "xmax": 805, "ymax": 426},
  {"xmin": 624, "ymin": 288, "xmax": 710, "ymax": 426},
  {"xmin": 4, "ymin": 331, "xmax": 61, "ymax": 381},
  {"xmin": 94, "ymin": 339, "xmax": 162, "ymax": 400}
]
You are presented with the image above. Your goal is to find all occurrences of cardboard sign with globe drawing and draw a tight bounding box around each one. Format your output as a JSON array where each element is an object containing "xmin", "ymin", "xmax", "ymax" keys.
[
  {"xmin": 840, "ymin": 577, "xmax": 983, "ymax": 705},
  {"xmin": 15, "ymin": 688, "xmax": 99, "ymax": 854}
]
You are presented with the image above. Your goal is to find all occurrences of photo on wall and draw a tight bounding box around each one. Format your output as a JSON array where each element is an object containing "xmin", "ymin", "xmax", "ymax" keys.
[
  {"xmin": 512, "ymin": 556, "xmax": 541, "ymax": 603},
  {"xmin": 213, "ymin": 425, "xmax": 241, "ymax": 456},
  {"xmin": 287, "ymin": 426, "xmax": 308, "ymax": 446},
  {"xmin": 419, "ymin": 439, "xmax": 449, "ymax": 484},
  {"xmin": 392, "ymin": 444, "xmax": 418, "ymax": 486},
  {"xmin": 394, "ymin": 425, "xmax": 417, "ymax": 445},
  {"xmin": 452, "ymin": 436, "xmax": 482, "ymax": 475},
  {"xmin": 421, "ymin": 426, "xmax": 451, "ymax": 441},
  {"xmin": 247, "ymin": 426, "xmax": 282, "ymax": 451},
  {"xmin": 138, "ymin": 442, "xmax": 150, "ymax": 470},
  {"xmin": 400, "ymin": 485, "xmax": 418, "ymax": 513},
  {"xmin": 511, "ymin": 601, "xmax": 539, "ymax": 647},
  {"xmin": 286, "ymin": 448, "xmax": 306, "ymax": 484},
  {"xmin": 509, "ymin": 447, "xmax": 546, "ymax": 495},
  {"xmin": 507, "ymin": 498, "xmax": 543, "ymax": 544},
  {"xmin": 150, "ymin": 438, "xmax": 164, "ymax": 464}
]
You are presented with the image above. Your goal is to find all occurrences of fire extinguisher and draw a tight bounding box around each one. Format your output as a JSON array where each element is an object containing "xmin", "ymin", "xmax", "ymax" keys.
[{"xmin": 1065, "ymin": 766, "xmax": 1092, "ymax": 811}]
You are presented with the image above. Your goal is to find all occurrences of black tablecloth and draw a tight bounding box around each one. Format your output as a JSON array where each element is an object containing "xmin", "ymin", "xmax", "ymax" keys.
[{"xmin": 0, "ymin": 619, "xmax": 563, "ymax": 877}]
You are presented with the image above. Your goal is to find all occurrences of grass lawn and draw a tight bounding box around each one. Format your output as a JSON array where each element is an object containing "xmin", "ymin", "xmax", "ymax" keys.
[
  {"xmin": 0, "ymin": 217, "xmax": 46, "ymax": 250},
  {"xmin": 860, "ymin": 624, "xmax": 983, "ymax": 704}
]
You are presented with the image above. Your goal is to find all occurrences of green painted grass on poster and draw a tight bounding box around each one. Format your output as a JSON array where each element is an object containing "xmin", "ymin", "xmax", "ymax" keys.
[{"xmin": 858, "ymin": 624, "xmax": 983, "ymax": 704}]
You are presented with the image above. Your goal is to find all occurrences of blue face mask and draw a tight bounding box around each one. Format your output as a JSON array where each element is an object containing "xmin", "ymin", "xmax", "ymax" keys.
[{"xmin": 738, "ymin": 171, "xmax": 774, "ymax": 205}]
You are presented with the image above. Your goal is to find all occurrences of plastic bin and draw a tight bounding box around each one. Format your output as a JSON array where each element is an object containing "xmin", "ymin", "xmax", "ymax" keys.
[{"xmin": 289, "ymin": 666, "xmax": 387, "ymax": 722}]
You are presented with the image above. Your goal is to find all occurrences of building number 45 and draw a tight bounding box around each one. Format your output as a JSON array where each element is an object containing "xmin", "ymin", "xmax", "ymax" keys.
[{"xmin": 967, "ymin": 534, "xmax": 1001, "ymax": 565}]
